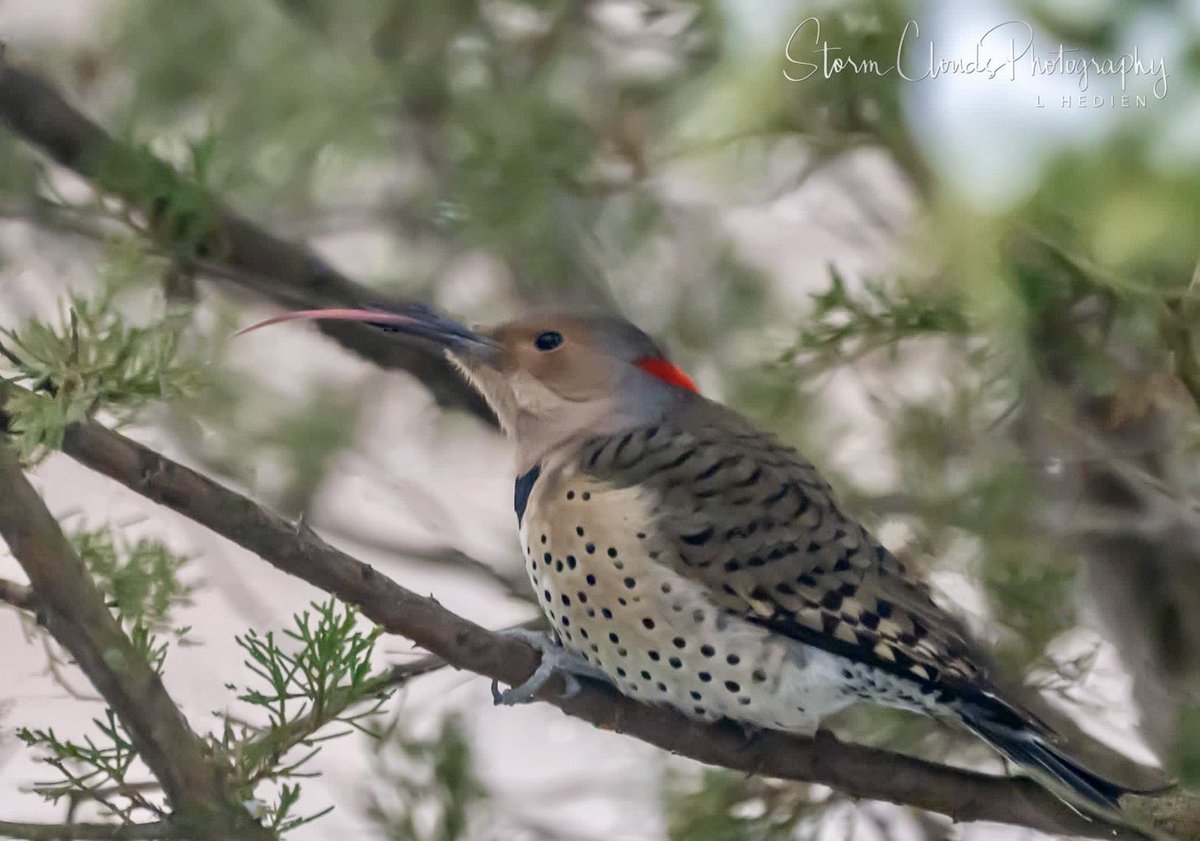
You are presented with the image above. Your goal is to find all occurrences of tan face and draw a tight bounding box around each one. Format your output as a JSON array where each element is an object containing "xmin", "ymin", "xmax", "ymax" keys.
[
  {"xmin": 486, "ymin": 317, "xmax": 622, "ymax": 402},
  {"xmin": 447, "ymin": 315, "xmax": 633, "ymax": 438}
]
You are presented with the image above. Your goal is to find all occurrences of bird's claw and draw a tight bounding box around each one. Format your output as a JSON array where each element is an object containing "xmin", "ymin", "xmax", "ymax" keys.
[
  {"xmin": 735, "ymin": 720, "xmax": 764, "ymax": 751},
  {"xmin": 491, "ymin": 628, "xmax": 610, "ymax": 706}
]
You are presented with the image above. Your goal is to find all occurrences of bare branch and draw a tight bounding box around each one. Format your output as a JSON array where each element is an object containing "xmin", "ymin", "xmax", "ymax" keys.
[
  {"xmin": 0, "ymin": 576, "xmax": 34, "ymax": 611},
  {"xmin": 0, "ymin": 59, "xmax": 494, "ymax": 424},
  {"xmin": 314, "ymin": 518, "xmax": 534, "ymax": 604},
  {"xmin": 9, "ymin": 398, "xmax": 1185, "ymax": 840},
  {"xmin": 386, "ymin": 652, "xmax": 449, "ymax": 681},
  {"xmin": 0, "ymin": 445, "xmax": 270, "ymax": 840},
  {"xmin": 0, "ymin": 819, "xmax": 176, "ymax": 840}
]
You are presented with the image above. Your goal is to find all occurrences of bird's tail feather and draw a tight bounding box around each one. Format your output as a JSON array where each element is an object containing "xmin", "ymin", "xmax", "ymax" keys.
[{"xmin": 960, "ymin": 700, "xmax": 1126, "ymax": 812}]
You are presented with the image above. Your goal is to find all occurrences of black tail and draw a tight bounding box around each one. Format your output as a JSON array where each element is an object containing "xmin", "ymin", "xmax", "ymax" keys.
[{"xmin": 961, "ymin": 697, "xmax": 1127, "ymax": 812}]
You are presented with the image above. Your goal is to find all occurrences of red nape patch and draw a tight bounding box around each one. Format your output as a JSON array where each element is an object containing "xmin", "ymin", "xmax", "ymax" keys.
[{"xmin": 635, "ymin": 357, "xmax": 698, "ymax": 393}]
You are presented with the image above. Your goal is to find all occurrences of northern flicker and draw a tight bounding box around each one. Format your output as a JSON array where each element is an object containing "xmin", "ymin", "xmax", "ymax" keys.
[{"xmin": 240, "ymin": 306, "xmax": 1145, "ymax": 813}]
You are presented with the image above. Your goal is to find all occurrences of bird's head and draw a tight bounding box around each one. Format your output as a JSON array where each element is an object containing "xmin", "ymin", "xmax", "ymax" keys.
[{"xmin": 238, "ymin": 306, "xmax": 698, "ymax": 466}]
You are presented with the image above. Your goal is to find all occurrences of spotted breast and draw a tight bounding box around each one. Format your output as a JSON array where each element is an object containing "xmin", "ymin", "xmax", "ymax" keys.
[{"xmin": 518, "ymin": 425, "xmax": 948, "ymax": 730}]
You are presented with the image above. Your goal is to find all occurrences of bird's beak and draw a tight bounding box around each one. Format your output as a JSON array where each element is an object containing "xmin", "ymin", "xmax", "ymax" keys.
[{"xmin": 235, "ymin": 305, "xmax": 500, "ymax": 359}]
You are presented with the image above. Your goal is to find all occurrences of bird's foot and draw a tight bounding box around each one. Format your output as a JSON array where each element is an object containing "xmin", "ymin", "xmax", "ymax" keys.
[
  {"xmin": 491, "ymin": 628, "xmax": 612, "ymax": 706},
  {"xmin": 734, "ymin": 720, "xmax": 764, "ymax": 751}
]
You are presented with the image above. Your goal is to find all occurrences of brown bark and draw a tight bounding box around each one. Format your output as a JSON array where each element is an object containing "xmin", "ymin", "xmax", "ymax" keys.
[{"xmin": 0, "ymin": 446, "xmax": 271, "ymax": 839}]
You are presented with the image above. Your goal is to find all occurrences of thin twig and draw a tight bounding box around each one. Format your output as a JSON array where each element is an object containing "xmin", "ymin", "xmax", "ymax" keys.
[
  {"xmin": 315, "ymin": 518, "xmax": 533, "ymax": 604},
  {"xmin": 0, "ymin": 576, "xmax": 33, "ymax": 610}
]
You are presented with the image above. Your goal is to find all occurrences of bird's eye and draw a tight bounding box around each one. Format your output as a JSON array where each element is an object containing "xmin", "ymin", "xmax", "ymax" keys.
[{"xmin": 534, "ymin": 331, "xmax": 564, "ymax": 351}]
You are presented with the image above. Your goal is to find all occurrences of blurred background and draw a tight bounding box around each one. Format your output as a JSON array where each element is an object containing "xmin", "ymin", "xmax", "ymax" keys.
[{"xmin": 0, "ymin": 0, "xmax": 1198, "ymax": 838}]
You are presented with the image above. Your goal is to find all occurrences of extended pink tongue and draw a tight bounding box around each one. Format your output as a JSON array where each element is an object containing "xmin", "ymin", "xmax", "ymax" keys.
[{"xmin": 234, "ymin": 308, "xmax": 423, "ymax": 337}]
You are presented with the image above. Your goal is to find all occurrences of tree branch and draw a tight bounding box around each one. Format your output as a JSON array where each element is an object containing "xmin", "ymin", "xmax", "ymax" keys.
[
  {"xmin": 4, "ymin": 400, "xmax": 1183, "ymax": 839},
  {"xmin": 0, "ymin": 445, "xmax": 270, "ymax": 840},
  {"xmin": 0, "ymin": 820, "xmax": 176, "ymax": 840},
  {"xmin": 0, "ymin": 576, "xmax": 34, "ymax": 611},
  {"xmin": 313, "ymin": 517, "xmax": 534, "ymax": 604},
  {"xmin": 0, "ymin": 58, "xmax": 494, "ymax": 424}
]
